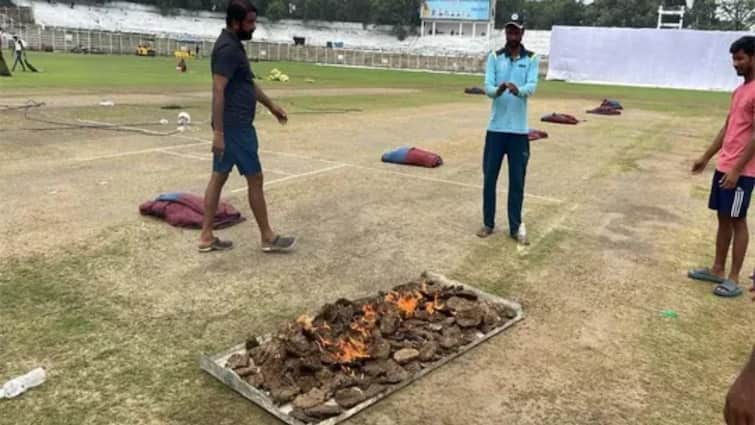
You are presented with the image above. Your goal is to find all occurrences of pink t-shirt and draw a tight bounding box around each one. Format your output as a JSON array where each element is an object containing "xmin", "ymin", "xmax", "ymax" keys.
[{"xmin": 719, "ymin": 82, "xmax": 755, "ymax": 177}]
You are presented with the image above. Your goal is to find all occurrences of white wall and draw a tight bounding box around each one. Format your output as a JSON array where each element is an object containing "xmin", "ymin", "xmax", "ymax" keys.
[{"xmin": 548, "ymin": 26, "xmax": 749, "ymax": 91}]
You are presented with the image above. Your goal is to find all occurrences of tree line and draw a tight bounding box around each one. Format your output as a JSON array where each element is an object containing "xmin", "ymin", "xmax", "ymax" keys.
[{"xmin": 85, "ymin": 0, "xmax": 755, "ymax": 32}]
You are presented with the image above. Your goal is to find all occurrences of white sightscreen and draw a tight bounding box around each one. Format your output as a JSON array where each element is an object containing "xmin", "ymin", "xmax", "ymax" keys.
[{"xmin": 547, "ymin": 26, "xmax": 753, "ymax": 91}]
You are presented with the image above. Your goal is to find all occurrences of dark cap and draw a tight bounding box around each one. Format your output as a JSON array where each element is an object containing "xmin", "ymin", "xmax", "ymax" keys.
[{"xmin": 505, "ymin": 12, "xmax": 524, "ymax": 29}]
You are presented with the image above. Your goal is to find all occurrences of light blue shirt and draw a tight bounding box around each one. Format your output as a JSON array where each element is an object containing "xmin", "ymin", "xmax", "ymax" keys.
[{"xmin": 484, "ymin": 47, "xmax": 539, "ymax": 134}]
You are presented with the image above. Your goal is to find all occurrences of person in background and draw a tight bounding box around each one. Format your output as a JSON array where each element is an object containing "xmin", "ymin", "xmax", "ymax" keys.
[
  {"xmin": 0, "ymin": 28, "xmax": 10, "ymax": 77},
  {"xmin": 11, "ymin": 35, "xmax": 26, "ymax": 72},
  {"xmin": 176, "ymin": 57, "xmax": 187, "ymax": 72}
]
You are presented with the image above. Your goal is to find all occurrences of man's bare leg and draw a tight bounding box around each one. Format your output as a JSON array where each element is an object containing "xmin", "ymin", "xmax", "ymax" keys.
[
  {"xmin": 730, "ymin": 217, "xmax": 749, "ymax": 283},
  {"xmin": 712, "ymin": 213, "xmax": 734, "ymax": 279},
  {"xmin": 199, "ymin": 171, "xmax": 229, "ymax": 246},
  {"xmin": 245, "ymin": 173, "xmax": 275, "ymax": 244},
  {"xmin": 245, "ymin": 173, "xmax": 296, "ymax": 251}
]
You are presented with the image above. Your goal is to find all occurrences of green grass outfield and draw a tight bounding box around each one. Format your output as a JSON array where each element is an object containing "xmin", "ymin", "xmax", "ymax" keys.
[
  {"xmin": 2, "ymin": 51, "xmax": 749, "ymax": 425},
  {"xmin": 0, "ymin": 52, "xmax": 731, "ymax": 115}
]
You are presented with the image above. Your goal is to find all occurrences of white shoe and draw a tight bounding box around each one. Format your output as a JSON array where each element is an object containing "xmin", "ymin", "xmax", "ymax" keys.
[{"xmin": 515, "ymin": 224, "xmax": 529, "ymax": 245}]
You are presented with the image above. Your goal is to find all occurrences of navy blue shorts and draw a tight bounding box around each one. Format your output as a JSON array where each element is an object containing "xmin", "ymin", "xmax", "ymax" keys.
[
  {"xmin": 213, "ymin": 126, "xmax": 262, "ymax": 176},
  {"xmin": 709, "ymin": 170, "xmax": 755, "ymax": 218}
]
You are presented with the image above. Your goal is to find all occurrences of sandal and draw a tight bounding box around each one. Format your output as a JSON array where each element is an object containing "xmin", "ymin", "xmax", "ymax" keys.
[
  {"xmin": 713, "ymin": 279, "xmax": 743, "ymax": 298},
  {"xmin": 262, "ymin": 235, "xmax": 297, "ymax": 253},
  {"xmin": 198, "ymin": 237, "xmax": 233, "ymax": 253},
  {"xmin": 688, "ymin": 267, "xmax": 725, "ymax": 284}
]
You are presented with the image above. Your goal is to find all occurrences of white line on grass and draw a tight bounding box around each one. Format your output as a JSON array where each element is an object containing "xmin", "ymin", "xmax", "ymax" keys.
[
  {"xmin": 350, "ymin": 163, "xmax": 566, "ymax": 204},
  {"xmin": 173, "ymin": 135, "xmax": 566, "ymax": 204},
  {"xmin": 73, "ymin": 123, "xmax": 566, "ymax": 204},
  {"xmin": 173, "ymin": 134, "xmax": 344, "ymax": 166},
  {"xmin": 230, "ymin": 164, "xmax": 348, "ymax": 193},
  {"xmin": 76, "ymin": 141, "xmax": 207, "ymax": 162},
  {"xmin": 517, "ymin": 203, "xmax": 580, "ymax": 256},
  {"xmin": 155, "ymin": 149, "xmax": 294, "ymax": 176},
  {"xmin": 157, "ymin": 149, "xmax": 210, "ymax": 161}
]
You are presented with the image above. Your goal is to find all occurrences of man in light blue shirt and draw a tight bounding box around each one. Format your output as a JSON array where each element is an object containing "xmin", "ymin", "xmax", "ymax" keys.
[{"xmin": 477, "ymin": 13, "xmax": 539, "ymax": 244}]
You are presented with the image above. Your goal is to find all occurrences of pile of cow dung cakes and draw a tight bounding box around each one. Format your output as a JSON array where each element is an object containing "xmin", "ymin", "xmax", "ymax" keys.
[{"xmin": 224, "ymin": 277, "xmax": 518, "ymax": 423}]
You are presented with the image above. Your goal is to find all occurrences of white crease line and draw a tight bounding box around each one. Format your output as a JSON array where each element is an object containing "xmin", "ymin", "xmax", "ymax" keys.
[
  {"xmin": 264, "ymin": 168, "xmax": 295, "ymax": 176},
  {"xmin": 157, "ymin": 149, "xmax": 210, "ymax": 161},
  {"xmin": 173, "ymin": 134, "xmax": 344, "ymax": 165},
  {"xmin": 230, "ymin": 164, "xmax": 348, "ymax": 193},
  {"xmin": 259, "ymin": 149, "xmax": 344, "ymax": 165},
  {"xmin": 349, "ymin": 163, "xmax": 566, "ymax": 204},
  {"xmin": 78, "ymin": 126, "xmax": 566, "ymax": 204},
  {"xmin": 517, "ymin": 203, "xmax": 580, "ymax": 255},
  {"xmin": 76, "ymin": 141, "xmax": 207, "ymax": 162},
  {"xmin": 156, "ymin": 150, "xmax": 293, "ymax": 175},
  {"xmin": 173, "ymin": 134, "xmax": 212, "ymax": 144}
]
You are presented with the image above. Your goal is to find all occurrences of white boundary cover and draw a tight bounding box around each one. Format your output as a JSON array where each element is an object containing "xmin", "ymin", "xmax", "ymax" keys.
[{"xmin": 547, "ymin": 26, "xmax": 753, "ymax": 91}]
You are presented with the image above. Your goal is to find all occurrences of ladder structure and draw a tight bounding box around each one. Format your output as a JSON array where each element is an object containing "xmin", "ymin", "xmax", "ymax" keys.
[{"xmin": 657, "ymin": 5, "xmax": 685, "ymax": 29}]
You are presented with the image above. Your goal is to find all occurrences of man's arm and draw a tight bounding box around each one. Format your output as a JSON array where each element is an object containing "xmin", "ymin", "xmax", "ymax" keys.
[
  {"xmin": 484, "ymin": 53, "xmax": 505, "ymax": 98},
  {"xmin": 692, "ymin": 119, "xmax": 727, "ymax": 174},
  {"xmin": 254, "ymin": 83, "xmax": 287, "ymax": 125},
  {"xmin": 211, "ymin": 74, "xmax": 228, "ymax": 155},
  {"xmin": 725, "ymin": 346, "xmax": 755, "ymax": 424},
  {"xmin": 516, "ymin": 55, "xmax": 540, "ymax": 98},
  {"xmin": 254, "ymin": 83, "xmax": 275, "ymax": 111}
]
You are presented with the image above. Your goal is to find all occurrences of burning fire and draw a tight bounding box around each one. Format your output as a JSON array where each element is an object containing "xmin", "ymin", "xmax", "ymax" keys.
[
  {"xmin": 310, "ymin": 296, "xmax": 444, "ymax": 364},
  {"xmin": 424, "ymin": 293, "xmax": 443, "ymax": 314},
  {"xmin": 333, "ymin": 337, "xmax": 370, "ymax": 363},
  {"xmin": 385, "ymin": 291, "xmax": 422, "ymax": 317},
  {"xmin": 362, "ymin": 304, "xmax": 377, "ymax": 322},
  {"xmin": 350, "ymin": 304, "xmax": 377, "ymax": 338},
  {"xmin": 314, "ymin": 303, "xmax": 379, "ymax": 364}
]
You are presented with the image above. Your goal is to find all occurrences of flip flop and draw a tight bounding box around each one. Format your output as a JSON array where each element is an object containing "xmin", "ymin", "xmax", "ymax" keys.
[
  {"xmin": 262, "ymin": 235, "xmax": 296, "ymax": 253},
  {"xmin": 713, "ymin": 279, "xmax": 743, "ymax": 298},
  {"xmin": 476, "ymin": 226, "xmax": 494, "ymax": 238},
  {"xmin": 198, "ymin": 237, "xmax": 233, "ymax": 253},
  {"xmin": 688, "ymin": 267, "xmax": 725, "ymax": 284}
]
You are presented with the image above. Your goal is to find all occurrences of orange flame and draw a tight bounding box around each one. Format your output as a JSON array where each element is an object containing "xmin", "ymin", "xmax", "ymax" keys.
[
  {"xmin": 362, "ymin": 304, "xmax": 377, "ymax": 321},
  {"xmin": 333, "ymin": 337, "xmax": 370, "ymax": 363},
  {"xmin": 385, "ymin": 291, "xmax": 422, "ymax": 317},
  {"xmin": 424, "ymin": 293, "xmax": 443, "ymax": 314},
  {"xmin": 315, "ymin": 303, "xmax": 380, "ymax": 364}
]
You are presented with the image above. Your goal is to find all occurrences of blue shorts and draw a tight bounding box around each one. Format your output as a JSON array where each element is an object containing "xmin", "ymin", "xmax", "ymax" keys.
[
  {"xmin": 709, "ymin": 170, "xmax": 755, "ymax": 218},
  {"xmin": 213, "ymin": 126, "xmax": 262, "ymax": 176}
]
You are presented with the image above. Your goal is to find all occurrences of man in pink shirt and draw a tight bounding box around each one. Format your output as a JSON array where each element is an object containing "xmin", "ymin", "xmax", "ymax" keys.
[{"xmin": 689, "ymin": 36, "xmax": 755, "ymax": 298}]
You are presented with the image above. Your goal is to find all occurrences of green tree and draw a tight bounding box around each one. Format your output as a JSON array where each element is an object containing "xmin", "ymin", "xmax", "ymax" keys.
[
  {"xmin": 265, "ymin": 0, "xmax": 287, "ymax": 21},
  {"xmin": 687, "ymin": 0, "xmax": 721, "ymax": 29},
  {"xmin": 584, "ymin": 0, "xmax": 657, "ymax": 28},
  {"xmin": 495, "ymin": 0, "xmax": 586, "ymax": 30},
  {"xmin": 718, "ymin": 0, "xmax": 755, "ymax": 30},
  {"xmin": 526, "ymin": 0, "xmax": 586, "ymax": 29}
]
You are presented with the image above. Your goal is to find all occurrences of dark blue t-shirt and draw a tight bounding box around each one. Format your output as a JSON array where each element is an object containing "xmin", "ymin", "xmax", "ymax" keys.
[{"xmin": 211, "ymin": 29, "xmax": 256, "ymax": 128}]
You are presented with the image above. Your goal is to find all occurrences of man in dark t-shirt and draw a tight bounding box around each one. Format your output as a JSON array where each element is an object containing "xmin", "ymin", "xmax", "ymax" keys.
[{"xmin": 199, "ymin": 0, "xmax": 296, "ymax": 253}]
